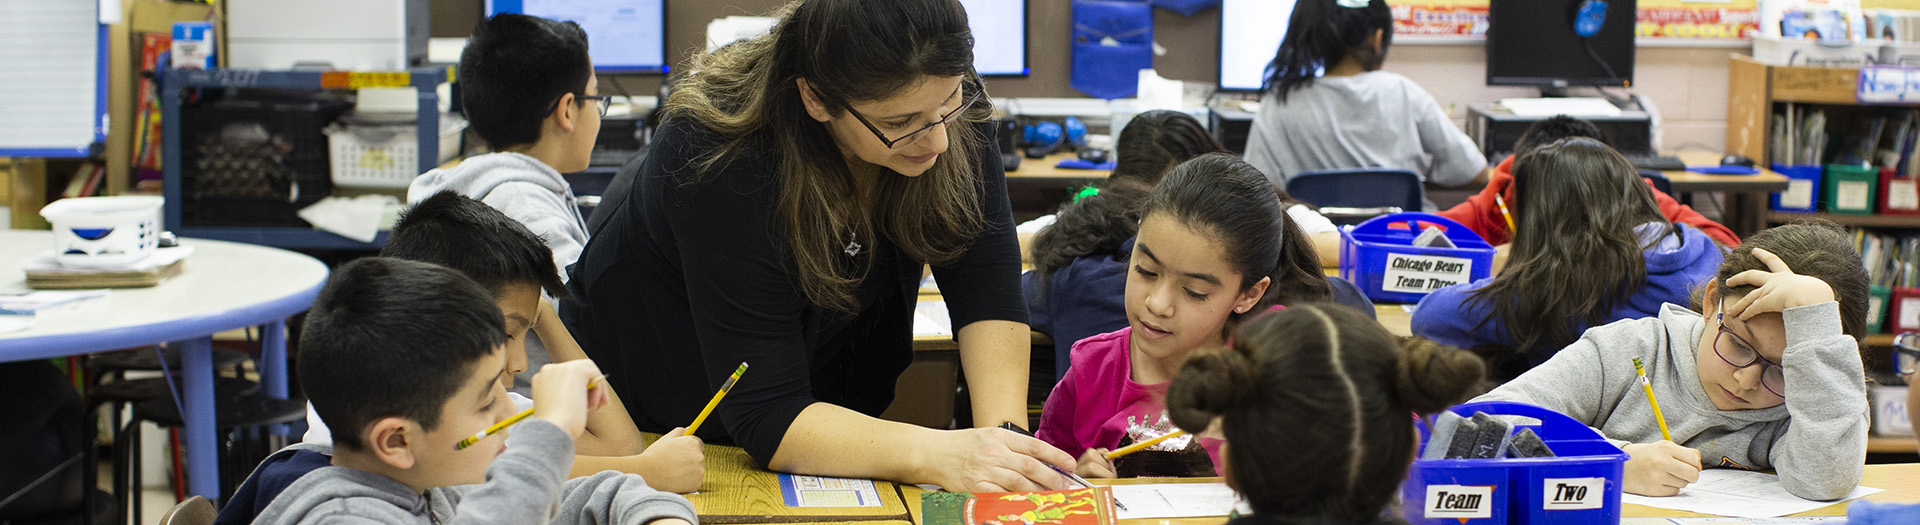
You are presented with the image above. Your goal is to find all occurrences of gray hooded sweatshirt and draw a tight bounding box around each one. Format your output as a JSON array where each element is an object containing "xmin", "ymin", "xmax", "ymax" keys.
[
  {"xmin": 408, "ymin": 152, "xmax": 589, "ymax": 281},
  {"xmin": 1472, "ymin": 302, "xmax": 1868, "ymax": 501},
  {"xmin": 254, "ymin": 419, "xmax": 697, "ymax": 525}
]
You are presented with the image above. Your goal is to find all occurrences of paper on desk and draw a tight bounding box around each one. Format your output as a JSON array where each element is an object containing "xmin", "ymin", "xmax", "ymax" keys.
[
  {"xmin": 914, "ymin": 300, "xmax": 952, "ymax": 337},
  {"xmin": 778, "ymin": 474, "xmax": 883, "ymax": 507},
  {"xmin": 1108, "ymin": 483, "xmax": 1247, "ymax": 520},
  {"xmin": 1619, "ymin": 470, "xmax": 1881, "ymax": 519},
  {"xmin": 1621, "ymin": 518, "xmax": 1845, "ymax": 525}
]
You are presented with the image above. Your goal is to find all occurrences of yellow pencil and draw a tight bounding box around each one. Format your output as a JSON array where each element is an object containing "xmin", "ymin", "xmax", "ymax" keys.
[
  {"xmin": 1495, "ymin": 194, "xmax": 1516, "ymax": 232},
  {"xmin": 456, "ymin": 375, "xmax": 608, "ymax": 450},
  {"xmin": 1632, "ymin": 357, "xmax": 1673, "ymax": 442},
  {"xmin": 1104, "ymin": 430, "xmax": 1189, "ymax": 460},
  {"xmin": 686, "ymin": 362, "xmax": 749, "ymax": 435}
]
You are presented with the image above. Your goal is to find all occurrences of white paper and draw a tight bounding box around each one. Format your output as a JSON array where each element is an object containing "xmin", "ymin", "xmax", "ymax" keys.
[
  {"xmin": 0, "ymin": 315, "xmax": 35, "ymax": 333},
  {"xmin": 1109, "ymin": 483, "xmax": 1246, "ymax": 520},
  {"xmin": 912, "ymin": 300, "xmax": 951, "ymax": 337},
  {"xmin": 777, "ymin": 474, "xmax": 882, "ymax": 507},
  {"xmin": 1619, "ymin": 470, "xmax": 1880, "ymax": 519}
]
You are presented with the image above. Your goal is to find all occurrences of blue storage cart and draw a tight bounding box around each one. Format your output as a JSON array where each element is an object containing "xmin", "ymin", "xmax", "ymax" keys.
[
  {"xmin": 1339, "ymin": 213, "xmax": 1495, "ymax": 304},
  {"xmin": 1402, "ymin": 401, "xmax": 1629, "ymax": 525}
]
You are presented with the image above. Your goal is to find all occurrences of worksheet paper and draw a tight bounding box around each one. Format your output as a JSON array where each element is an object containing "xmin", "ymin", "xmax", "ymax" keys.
[
  {"xmin": 777, "ymin": 474, "xmax": 883, "ymax": 507},
  {"xmin": 1621, "ymin": 518, "xmax": 1845, "ymax": 524},
  {"xmin": 1619, "ymin": 470, "xmax": 1881, "ymax": 518},
  {"xmin": 1108, "ymin": 483, "xmax": 1247, "ymax": 520}
]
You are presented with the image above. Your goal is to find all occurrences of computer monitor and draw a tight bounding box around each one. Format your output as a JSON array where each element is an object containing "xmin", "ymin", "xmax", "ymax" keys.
[
  {"xmin": 960, "ymin": 0, "xmax": 1028, "ymax": 76},
  {"xmin": 1486, "ymin": 0, "xmax": 1636, "ymax": 95},
  {"xmin": 486, "ymin": 0, "xmax": 668, "ymax": 74},
  {"xmin": 1217, "ymin": 0, "xmax": 1298, "ymax": 92}
]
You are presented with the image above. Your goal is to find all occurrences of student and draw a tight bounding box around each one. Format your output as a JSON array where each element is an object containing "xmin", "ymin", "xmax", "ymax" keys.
[
  {"xmin": 1037, "ymin": 153, "xmax": 1332, "ymax": 478},
  {"xmin": 1241, "ymin": 0, "xmax": 1488, "ymax": 210},
  {"xmin": 1473, "ymin": 221, "xmax": 1870, "ymax": 500},
  {"xmin": 409, "ymin": 13, "xmax": 594, "ymax": 279},
  {"xmin": 1412, "ymin": 138, "xmax": 1724, "ymax": 378},
  {"xmin": 1165, "ymin": 304, "xmax": 1485, "ymax": 525},
  {"xmin": 1435, "ymin": 115, "xmax": 1740, "ymax": 247},
  {"xmin": 1845, "ymin": 344, "xmax": 1918, "ymax": 522},
  {"xmin": 1023, "ymin": 114, "xmax": 1364, "ymax": 382},
  {"xmin": 254, "ymin": 258, "xmax": 697, "ymax": 525},
  {"xmin": 563, "ymin": 0, "xmax": 1077, "ymax": 491}
]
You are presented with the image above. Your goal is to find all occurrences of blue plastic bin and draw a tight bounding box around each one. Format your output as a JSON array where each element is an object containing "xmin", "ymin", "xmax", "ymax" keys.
[
  {"xmin": 1770, "ymin": 164, "xmax": 1823, "ymax": 212},
  {"xmin": 1339, "ymin": 213, "xmax": 1495, "ymax": 304},
  {"xmin": 1401, "ymin": 402, "xmax": 1628, "ymax": 525}
]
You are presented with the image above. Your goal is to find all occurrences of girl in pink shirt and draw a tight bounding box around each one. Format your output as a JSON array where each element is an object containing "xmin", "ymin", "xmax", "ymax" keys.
[{"xmin": 1036, "ymin": 153, "xmax": 1332, "ymax": 478}]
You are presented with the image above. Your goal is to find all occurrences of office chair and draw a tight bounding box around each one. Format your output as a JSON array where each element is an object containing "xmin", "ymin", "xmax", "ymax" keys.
[
  {"xmin": 1285, "ymin": 168, "xmax": 1425, "ymax": 225},
  {"xmin": 1638, "ymin": 169, "xmax": 1674, "ymax": 195}
]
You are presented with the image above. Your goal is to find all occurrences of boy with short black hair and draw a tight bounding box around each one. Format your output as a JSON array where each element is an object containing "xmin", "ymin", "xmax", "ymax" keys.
[
  {"xmin": 218, "ymin": 194, "xmax": 703, "ymax": 525},
  {"xmin": 409, "ymin": 13, "xmax": 599, "ymax": 278},
  {"xmin": 255, "ymin": 258, "xmax": 695, "ymax": 525}
]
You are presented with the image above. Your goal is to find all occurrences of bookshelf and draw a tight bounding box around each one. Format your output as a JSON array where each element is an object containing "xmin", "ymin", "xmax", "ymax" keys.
[{"xmin": 1771, "ymin": 211, "xmax": 1920, "ymax": 228}]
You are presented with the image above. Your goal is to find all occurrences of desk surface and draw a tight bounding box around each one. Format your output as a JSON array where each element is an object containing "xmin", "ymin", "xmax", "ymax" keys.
[
  {"xmin": 0, "ymin": 232, "xmax": 329, "ymax": 359},
  {"xmin": 689, "ymin": 443, "xmax": 911, "ymax": 523},
  {"xmin": 1664, "ymin": 152, "xmax": 1791, "ymax": 193},
  {"xmin": 1007, "ymin": 152, "xmax": 1110, "ymax": 182}
]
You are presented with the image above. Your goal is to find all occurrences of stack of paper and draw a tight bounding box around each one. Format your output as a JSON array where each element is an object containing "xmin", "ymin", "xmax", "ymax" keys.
[
  {"xmin": 23, "ymin": 246, "xmax": 191, "ymax": 289},
  {"xmin": 1620, "ymin": 470, "xmax": 1880, "ymax": 519}
]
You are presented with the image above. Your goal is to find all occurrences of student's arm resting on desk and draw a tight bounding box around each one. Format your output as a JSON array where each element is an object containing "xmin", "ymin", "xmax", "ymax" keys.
[
  {"xmin": 1766, "ymin": 301, "xmax": 1869, "ymax": 501},
  {"xmin": 768, "ymin": 402, "xmax": 1075, "ymax": 492},
  {"xmin": 550, "ymin": 470, "xmax": 697, "ymax": 525}
]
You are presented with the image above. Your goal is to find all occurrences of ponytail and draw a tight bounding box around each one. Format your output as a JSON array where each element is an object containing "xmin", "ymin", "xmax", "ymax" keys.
[
  {"xmin": 1265, "ymin": 0, "xmax": 1394, "ymax": 101},
  {"xmin": 1392, "ymin": 337, "xmax": 1489, "ymax": 414}
]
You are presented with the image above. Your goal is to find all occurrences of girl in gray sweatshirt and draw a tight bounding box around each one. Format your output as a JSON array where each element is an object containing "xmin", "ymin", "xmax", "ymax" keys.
[{"xmin": 1473, "ymin": 222, "xmax": 1872, "ymax": 501}]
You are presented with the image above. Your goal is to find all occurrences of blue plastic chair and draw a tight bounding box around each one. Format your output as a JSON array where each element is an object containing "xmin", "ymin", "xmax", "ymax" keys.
[
  {"xmin": 1285, "ymin": 168, "xmax": 1425, "ymax": 225},
  {"xmin": 1637, "ymin": 169, "xmax": 1674, "ymax": 195}
]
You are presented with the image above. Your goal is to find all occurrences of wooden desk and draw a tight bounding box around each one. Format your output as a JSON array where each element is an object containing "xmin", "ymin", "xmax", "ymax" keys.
[
  {"xmin": 1007, "ymin": 152, "xmax": 1111, "ymax": 183},
  {"xmin": 1663, "ymin": 152, "xmax": 1792, "ymax": 238},
  {"xmin": 899, "ymin": 478, "xmax": 1230, "ymax": 525},
  {"xmin": 1623, "ymin": 463, "xmax": 1920, "ymax": 518},
  {"xmin": 688, "ymin": 443, "xmax": 913, "ymax": 523}
]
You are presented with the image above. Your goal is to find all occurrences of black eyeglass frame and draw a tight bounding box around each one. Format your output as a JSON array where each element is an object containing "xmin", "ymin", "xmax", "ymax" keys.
[
  {"xmin": 1712, "ymin": 312, "xmax": 1788, "ymax": 399},
  {"xmin": 1892, "ymin": 332, "xmax": 1920, "ymax": 376},
  {"xmin": 811, "ymin": 78, "xmax": 984, "ymax": 149},
  {"xmin": 548, "ymin": 93, "xmax": 613, "ymax": 118}
]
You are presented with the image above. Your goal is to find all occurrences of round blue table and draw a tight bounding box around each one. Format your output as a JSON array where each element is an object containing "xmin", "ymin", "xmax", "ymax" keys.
[{"xmin": 0, "ymin": 231, "xmax": 328, "ymax": 505}]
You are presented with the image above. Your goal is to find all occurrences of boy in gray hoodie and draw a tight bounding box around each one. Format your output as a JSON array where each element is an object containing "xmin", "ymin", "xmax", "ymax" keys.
[
  {"xmin": 255, "ymin": 258, "xmax": 696, "ymax": 525},
  {"xmin": 1474, "ymin": 221, "xmax": 1871, "ymax": 501},
  {"xmin": 409, "ymin": 13, "xmax": 598, "ymax": 281}
]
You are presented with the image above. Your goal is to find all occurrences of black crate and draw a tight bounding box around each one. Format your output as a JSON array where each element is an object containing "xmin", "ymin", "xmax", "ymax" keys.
[{"xmin": 179, "ymin": 90, "xmax": 352, "ymax": 227}]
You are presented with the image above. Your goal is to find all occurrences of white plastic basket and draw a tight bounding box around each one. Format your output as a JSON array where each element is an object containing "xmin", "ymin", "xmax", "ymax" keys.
[
  {"xmin": 325, "ymin": 114, "xmax": 466, "ymax": 189},
  {"xmin": 39, "ymin": 195, "xmax": 164, "ymax": 268}
]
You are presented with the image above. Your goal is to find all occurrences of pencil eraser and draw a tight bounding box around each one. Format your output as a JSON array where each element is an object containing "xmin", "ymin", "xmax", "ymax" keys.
[
  {"xmin": 1422, "ymin": 411, "xmax": 1464, "ymax": 460},
  {"xmin": 1507, "ymin": 428, "xmax": 1556, "ymax": 458},
  {"xmin": 1445, "ymin": 418, "xmax": 1481, "ymax": 459},
  {"xmin": 1468, "ymin": 412, "xmax": 1513, "ymax": 459}
]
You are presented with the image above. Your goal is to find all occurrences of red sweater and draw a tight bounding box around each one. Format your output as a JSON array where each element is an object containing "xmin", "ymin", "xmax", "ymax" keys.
[{"xmin": 1437, "ymin": 156, "xmax": 1741, "ymax": 247}]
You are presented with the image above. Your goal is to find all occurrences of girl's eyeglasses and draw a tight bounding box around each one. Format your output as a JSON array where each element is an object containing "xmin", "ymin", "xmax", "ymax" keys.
[
  {"xmin": 1714, "ymin": 311, "xmax": 1787, "ymax": 398},
  {"xmin": 1892, "ymin": 332, "xmax": 1920, "ymax": 377},
  {"xmin": 812, "ymin": 79, "xmax": 982, "ymax": 149}
]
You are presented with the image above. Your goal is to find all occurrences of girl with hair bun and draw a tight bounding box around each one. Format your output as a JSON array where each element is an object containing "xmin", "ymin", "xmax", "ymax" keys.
[{"xmin": 1167, "ymin": 304, "xmax": 1485, "ymax": 524}]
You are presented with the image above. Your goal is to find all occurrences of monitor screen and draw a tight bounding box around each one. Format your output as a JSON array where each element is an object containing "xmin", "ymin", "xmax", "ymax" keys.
[
  {"xmin": 486, "ymin": 0, "xmax": 668, "ymax": 74},
  {"xmin": 1218, "ymin": 0, "xmax": 1298, "ymax": 92},
  {"xmin": 1486, "ymin": 0, "xmax": 1636, "ymax": 89},
  {"xmin": 961, "ymin": 0, "xmax": 1028, "ymax": 76}
]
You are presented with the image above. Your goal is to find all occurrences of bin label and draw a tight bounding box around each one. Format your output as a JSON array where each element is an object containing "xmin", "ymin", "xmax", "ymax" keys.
[
  {"xmin": 1890, "ymin": 180, "xmax": 1919, "ymax": 211},
  {"xmin": 1837, "ymin": 180, "xmax": 1872, "ymax": 210},
  {"xmin": 1542, "ymin": 477, "xmax": 1606, "ymax": 510},
  {"xmin": 1381, "ymin": 253, "xmax": 1474, "ymax": 294},
  {"xmin": 1423, "ymin": 485, "xmax": 1494, "ymax": 519}
]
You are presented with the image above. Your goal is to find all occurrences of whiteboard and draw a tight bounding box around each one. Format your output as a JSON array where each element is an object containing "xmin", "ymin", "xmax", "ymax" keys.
[{"xmin": 0, "ymin": 0, "xmax": 107, "ymax": 157}]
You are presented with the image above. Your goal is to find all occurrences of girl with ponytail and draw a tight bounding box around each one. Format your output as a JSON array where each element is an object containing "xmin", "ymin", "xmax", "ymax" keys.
[
  {"xmin": 1241, "ymin": 0, "xmax": 1488, "ymax": 209},
  {"xmin": 1036, "ymin": 153, "xmax": 1332, "ymax": 478},
  {"xmin": 1167, "ymin": 304, "xmax": 1485, "ymax": 524}
]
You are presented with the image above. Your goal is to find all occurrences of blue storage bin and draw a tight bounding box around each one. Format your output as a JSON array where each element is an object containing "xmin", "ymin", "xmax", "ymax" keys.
[
  {"xmin": 1339, "ymin": 213, "xmax": 1495, "ymax": 304},
  {"xmin": 1401, "ymin": 401, "xmax": 1629, "ymax": 525},
  {"xmin": 1769, "ymin": 164, "xmax": 1823, "ymax": 212}
]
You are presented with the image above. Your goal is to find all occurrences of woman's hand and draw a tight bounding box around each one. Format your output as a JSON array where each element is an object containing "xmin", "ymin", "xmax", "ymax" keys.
[
  {"xmin": 1622, "ymin": 440, "xmax": 1702, "ymax": 497},
  {"xmin": 1074, "ymin": 448, "xmax": 1116, "ymax": 479},
  {"xmin": 921, "ymin": 428, "xmax": 1077, "ymax": 492},
  {"xmin": 1726, "ymin": 248, "xmax": 1835, "ymax": 320}
]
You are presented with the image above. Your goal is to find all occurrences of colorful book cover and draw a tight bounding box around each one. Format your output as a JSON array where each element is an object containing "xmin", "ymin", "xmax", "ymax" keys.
[{"xmin": 922, "ymin": 487, "xmax": 1117, "ymax": 525}]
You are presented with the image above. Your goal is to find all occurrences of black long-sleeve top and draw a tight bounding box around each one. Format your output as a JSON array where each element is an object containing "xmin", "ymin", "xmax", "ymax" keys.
[{"xmin": 560, "ymin": 119, "xmax": 1027, "ymax": 465}]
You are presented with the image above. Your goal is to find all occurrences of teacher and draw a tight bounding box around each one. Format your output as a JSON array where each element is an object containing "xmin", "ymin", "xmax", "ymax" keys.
[{"xmin": 561, "ymin": 0, "xmax": 1073, "ymax": 491}]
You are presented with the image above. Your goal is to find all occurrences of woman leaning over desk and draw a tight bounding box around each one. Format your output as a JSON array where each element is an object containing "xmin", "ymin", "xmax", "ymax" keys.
[{"xmin": 560, "ymin": 0, "xmax": 1075, "ymax": 492}]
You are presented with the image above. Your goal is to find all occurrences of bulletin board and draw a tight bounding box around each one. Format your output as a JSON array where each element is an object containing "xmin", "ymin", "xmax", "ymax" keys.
[
  {"xmin": 0, "ymin": 0, "xmax": 108, "ymax": 158},
  {"xmin": 1391, "ymin": 0, "xmax": 1764, "ymax": 43}
]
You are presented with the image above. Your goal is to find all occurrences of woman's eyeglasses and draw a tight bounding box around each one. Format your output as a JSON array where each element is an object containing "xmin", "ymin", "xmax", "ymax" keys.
[
  {"xmin": 1713, "ymin": 311, "xmax": 1787, "ymax": 398},
  {"xmin": 813, "ymin": 80, "xmax": 982, "ymax": 149},
  {"xmin": 1892, "ymin": 332, "xmax": 1920, "ymax": 377}
]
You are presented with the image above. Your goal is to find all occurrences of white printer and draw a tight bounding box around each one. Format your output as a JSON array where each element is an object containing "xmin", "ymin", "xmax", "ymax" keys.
[{"xmin": 226, "ymin": 0, "xmax": 428, "ymax": 70}]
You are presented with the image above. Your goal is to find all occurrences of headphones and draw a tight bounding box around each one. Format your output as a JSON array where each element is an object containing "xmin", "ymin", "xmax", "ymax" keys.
[
  {"xmin": 1020, "ymin": 116, "xmax": 1088, "ymax": 159},
  {"xmin": 1573, "ymin": 0, "xmax": 1609, "ymax": 38}
]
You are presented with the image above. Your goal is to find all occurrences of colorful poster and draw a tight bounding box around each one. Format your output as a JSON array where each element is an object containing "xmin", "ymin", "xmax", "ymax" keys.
[
  {"xmin": 1392, "ymin": 1, "xmax": 1490, "ymax": 37},
  {"xmin": 1385, "ymin": 0, "xmax": 1809, "ymax": 42}
]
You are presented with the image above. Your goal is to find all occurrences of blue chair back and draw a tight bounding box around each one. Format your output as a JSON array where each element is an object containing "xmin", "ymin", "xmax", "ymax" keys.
[
  {"xmin": 1637, "ymin": 169, "xmax": 1673, "ymax": 195},
  {"xmin": 1285, "ymin": 168, "xmax": 1424, "ymax": 225}
]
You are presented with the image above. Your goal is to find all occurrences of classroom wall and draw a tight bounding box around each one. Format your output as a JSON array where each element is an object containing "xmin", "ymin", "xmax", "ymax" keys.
[{"xmin": 432, "ymin": 1, "xmax": 1734, "ymax": 151}]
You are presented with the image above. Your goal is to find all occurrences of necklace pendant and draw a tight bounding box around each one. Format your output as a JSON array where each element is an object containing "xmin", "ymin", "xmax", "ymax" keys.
[{"xmin": 845, "ymin": 241, "xmax": 863, "ymax": 257}]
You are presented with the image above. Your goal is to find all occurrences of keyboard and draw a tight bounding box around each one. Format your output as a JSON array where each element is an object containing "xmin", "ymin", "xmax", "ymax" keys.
[
  {"xmin": 588, "ymin": 149, "xmax": 641, "ymax": 167},
  {"xmin": 1622, "ymin": 154, "xmax": 1686, "ymax": 172}
]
